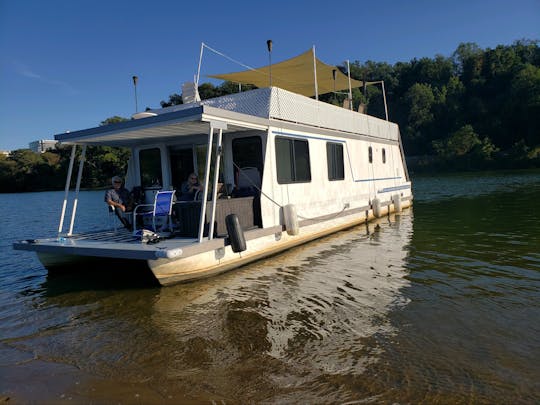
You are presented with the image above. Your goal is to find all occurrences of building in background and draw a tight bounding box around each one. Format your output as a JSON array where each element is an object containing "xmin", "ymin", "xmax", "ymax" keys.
[{"xmin": 29, "ymin": 140, "xmax": 57, "ymax": 153}]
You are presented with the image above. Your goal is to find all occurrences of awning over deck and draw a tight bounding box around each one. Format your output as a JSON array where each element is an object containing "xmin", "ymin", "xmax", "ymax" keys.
[{"xmin": 54, "ymin": 104, "xmax": 268, "ymax": 147}]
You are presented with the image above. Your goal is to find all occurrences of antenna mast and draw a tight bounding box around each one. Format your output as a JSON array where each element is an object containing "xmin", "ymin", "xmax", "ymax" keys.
[
  {"xmin": 267, "ymin": 40, "xmax": 273, "ymax": 87},
  {"xmin": 132, "ymin": 75, "xmax": 139, "ymax": 112}
]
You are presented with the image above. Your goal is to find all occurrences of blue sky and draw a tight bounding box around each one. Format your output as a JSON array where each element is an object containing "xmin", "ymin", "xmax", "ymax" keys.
[{"xmin": 0, "ymin": 0, "xmax": 539, "ymax": 151}]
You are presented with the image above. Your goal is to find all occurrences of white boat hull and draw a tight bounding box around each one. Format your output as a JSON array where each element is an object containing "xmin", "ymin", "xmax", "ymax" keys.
[{"xmin": 149, "ymin": 201, "xmax": 411, "ymax": 285}]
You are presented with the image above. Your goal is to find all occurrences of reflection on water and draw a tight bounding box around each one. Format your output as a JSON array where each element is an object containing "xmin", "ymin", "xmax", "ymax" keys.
[
  {"xmin": 1, "ymin": 212, "xmax": 412, "ymax": 403},
  {"xmin": 153, "ymin": 214, "xmax": 411, "ymax": 380},
  {"xmin": 1, "ymin": 171, "xmax": 540, "ymax": 403}
]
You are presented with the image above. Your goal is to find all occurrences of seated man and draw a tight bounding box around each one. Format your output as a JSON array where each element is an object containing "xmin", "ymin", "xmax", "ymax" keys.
[{"xmin": 105, "ymin": 175, "xmax": 133, "ymax": 229}]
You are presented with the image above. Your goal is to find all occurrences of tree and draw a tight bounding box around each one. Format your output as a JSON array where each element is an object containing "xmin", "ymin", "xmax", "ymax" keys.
[
  {"xmin": 432, "ymin": 125, "xmax": 478, "ymax": 158},
  {"xmin": 402, "ymin": 83, "xmax": 436, "ymax": 153},
  {"xmin": 100, "ymin": 116, "xmax": 129, "ymax": 126},
  {"xmin": 160, "ymin": 93, "xmax": 183, "ymax": 107},
  {"xmin": 509, "ymin": 63, "xmax": 540, "ymax": 148}
]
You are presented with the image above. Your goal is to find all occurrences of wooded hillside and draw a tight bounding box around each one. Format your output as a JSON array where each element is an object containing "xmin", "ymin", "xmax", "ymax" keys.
[{"xmin": 1, "ymin": 41, "xmax": 538, "ymax": 192}]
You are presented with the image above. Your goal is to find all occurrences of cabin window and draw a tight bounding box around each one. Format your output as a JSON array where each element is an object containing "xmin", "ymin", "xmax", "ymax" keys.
[
  {"xmin": 382, "ymin": 148, "xmax": 387, "ymax": 164},
  {"xmin": 275, "ymin": 137, "xmax": 311, "ymax": 184},
  {"xmin": 232, "ymin": 137, "xmax": 263, "ymax": 171},
  {"xmin": 139, "ymin": 148, "xmax": 162, "ymax": 187},
  {"xmin": 368, "ymin": 146, "xmax": 373, "ymax": 164},
  {"xmin": 326, "ymin": 142, "xmax": 344, "ymax": 181}
]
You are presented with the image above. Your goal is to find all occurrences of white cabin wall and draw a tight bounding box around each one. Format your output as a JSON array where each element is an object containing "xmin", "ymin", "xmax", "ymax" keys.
[
  {"xmin": 260, "ymin": 129, "xmax": 277, "ymax": 228},
  {"xmin": 259, "ymin": 123, "xmax": 411, "ymax": 229},
  {"xmin": 263, "ymin": 128, "xmax": 375, "ymax": 228},
  {"xmin": 348, "ymin": 138, "xmax": 375, "ymax": 199},
  {"xmin": 125, "ymin": 149, "xmax": 136, "ymax": 190},
  {"xmin": 161, "ymin": 145, "xmax": 172, "ymax": 189}
]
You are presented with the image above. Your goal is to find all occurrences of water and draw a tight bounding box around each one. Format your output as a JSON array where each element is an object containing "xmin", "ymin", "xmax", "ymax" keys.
[{"xmin": 1, "ymin": 171, "xmax": 539, "ymax": 404}]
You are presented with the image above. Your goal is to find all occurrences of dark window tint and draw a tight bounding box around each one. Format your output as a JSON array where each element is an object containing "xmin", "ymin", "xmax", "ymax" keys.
[
  {"xmin": 275, "ymin": 137, "xmax": 311, "ymax": 183},
  {"xmin": 368, "ymin": 146, "xmax": 373, "ymax": 163},
  {"xmin": 326, "ymin": 142, "xmax": 344, "ymax": 180},
  {"xmin": 139, "ymin": 148, "xmax": 162, "ymax": 187},
  {"xmin": 232, "ymin": 137, "xmax": 263, "ymax": 174},
  {"xmin": 382, "ymin": 148, "xmax": 386, "ymax": 164}
]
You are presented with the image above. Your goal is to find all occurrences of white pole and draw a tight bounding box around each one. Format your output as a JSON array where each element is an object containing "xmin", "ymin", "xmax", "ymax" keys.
[
  {"xmin": 346, "ymin": 60, "xmax": 353, "ymax": 110},
  {"xmin": 381, "ymin": 80, "xmax": 389, "ymax": 121},
  {"xmin": 58, "ymin": 144, "xmax": 77, "ymax": 234},
  {"xmin": 208, "ymin": 128, "xmax": 223, "ymax": 240},
  {"xmin": 68, "ymin": 145, "xmax": 86, "ymax": 236},
  {"xmin": 196, "ymin": 42, "xmax": 205, "ymax": 88},
  {"xmin": 312, "ymin": 45, "xmax": 318, "ymax": 101},
  {"xmin": 198, "ymin": 126, "xmax": 214, "ymax": 243}
]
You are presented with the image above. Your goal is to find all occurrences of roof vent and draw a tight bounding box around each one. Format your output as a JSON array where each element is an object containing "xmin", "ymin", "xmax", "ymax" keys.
[{"xmin": 132, "ymin": 112, "xmax": 157, "ymax": 120}]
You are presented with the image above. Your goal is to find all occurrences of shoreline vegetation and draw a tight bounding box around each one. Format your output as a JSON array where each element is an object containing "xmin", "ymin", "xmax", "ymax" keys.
[{"xmin": 1, "ymin": 40, "xmax": 538, "ymax": 193}]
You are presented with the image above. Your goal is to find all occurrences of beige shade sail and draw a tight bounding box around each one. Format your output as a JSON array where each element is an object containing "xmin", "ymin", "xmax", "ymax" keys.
[{"xmin": 208, "ymin": 48, "xmax": 377, "ymax": 97}]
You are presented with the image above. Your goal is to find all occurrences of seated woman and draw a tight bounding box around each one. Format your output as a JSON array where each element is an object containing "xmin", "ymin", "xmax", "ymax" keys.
[{"xmin": 179, "ymin": 173, "xmax": 202, "ymax": 201}]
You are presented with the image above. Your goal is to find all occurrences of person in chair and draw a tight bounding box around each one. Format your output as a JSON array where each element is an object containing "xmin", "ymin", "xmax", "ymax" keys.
[
  {"xmin": 105, "ymin": 176, "xmax": 133, "ymax": 229},
  {"xmin": 179, "ymin": 173, "xmax": 202, "ymax": 201}
]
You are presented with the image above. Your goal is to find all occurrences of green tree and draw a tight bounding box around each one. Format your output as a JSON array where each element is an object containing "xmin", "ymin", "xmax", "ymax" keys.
[
  {"xmin": 100, "ymin": 116, "xmax": 129, "ymax": 126},
  {"xmin": 160, "ymin": 93, "xmax": 183, "ymax": 107},
  {"xmin": 402, "ymin": 83, "xmax": 436, "ymax": 153},
  {"xmin": 432, "ymin": 125, "xmax": 480, "ymax": 158}
]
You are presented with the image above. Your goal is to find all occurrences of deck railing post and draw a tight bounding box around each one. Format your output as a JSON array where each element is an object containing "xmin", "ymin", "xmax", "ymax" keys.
[
  {"xmin": 58, "ymin": 144, "xmax": 77, "ymax": 234},
  {"xmin": 198, "ymin": 127, "xmax": 214, "ymax": 243},
  {"xmin": 208, "ymin": 128, "xmax": 223, "ymax": 240},
  {"xmin": 68, "ymin": 145, "xmax": 86, "ymax": 236}
]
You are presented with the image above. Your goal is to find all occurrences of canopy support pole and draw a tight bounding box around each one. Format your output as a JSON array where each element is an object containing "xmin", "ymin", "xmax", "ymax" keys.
[
  {"xmin": 312, "ymin": 45, "xmax": 318, "ymax": 101},
  {"xmin": 346, "ymin": 60, "xmax": 353, "ymax": 110},
  {"xmin": 198, "ymin": 126, "xmax": 214, "ymax": 243},
  {"xmin": 196, "ymin": 42, "xmax": 205, "ymax": 87},
  {"xmin": 58, "ymin": 145, "xmax": 77, "ymax": 234},
  {"xmin": 381, "ymin": 80, "xmax": 389, "ymax": 121},
  {"xmin": 68, "ymin": 145, "xmax": 86, "ymax": 236}
]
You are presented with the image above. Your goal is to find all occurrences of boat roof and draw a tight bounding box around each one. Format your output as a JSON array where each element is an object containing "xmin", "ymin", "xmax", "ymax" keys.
[{"xmin": 55, "ymin": 87, "xmax": 399, "ymax": 147}]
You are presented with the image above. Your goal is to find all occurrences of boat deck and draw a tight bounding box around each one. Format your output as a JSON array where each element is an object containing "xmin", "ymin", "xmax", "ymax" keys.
[
  {"xmin": 70, "ymin": 228, "xmax": 140, "ymax": 243},
  {"xmin": 14, "ymin": 228, "xmax": 228, "ymax": 261}
]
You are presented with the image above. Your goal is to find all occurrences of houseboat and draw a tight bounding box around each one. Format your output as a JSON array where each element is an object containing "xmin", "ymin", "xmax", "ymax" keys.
[{"xmin": 13, "ymin": 47, "xmax": 412, "ymax": 286}]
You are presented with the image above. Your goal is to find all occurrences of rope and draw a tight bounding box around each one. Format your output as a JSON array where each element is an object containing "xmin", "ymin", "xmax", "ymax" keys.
[
  {"xmin": 232, "ymin": 161, "xmax": 282, "ymax": 208},
  {"xmin": 231, "ymin": 161, "xmax": 348, "ymax": 221},
  {"xmin": 203, "ymin": 44, "xmax": 259, "ymax": 73},
  {"xmin": 202, "ymin": 43, "xmax": 304, "ymax": 87}
]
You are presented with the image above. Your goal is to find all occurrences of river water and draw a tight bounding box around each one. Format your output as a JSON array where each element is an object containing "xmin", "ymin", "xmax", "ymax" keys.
[{"xmin": 0, "ymin": 171, "xmax": 539, "ymax": 404}]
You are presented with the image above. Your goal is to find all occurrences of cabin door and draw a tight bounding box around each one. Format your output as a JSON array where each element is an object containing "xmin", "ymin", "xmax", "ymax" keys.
[
  {"xmin": 170, "ymin": 148, "xmax": 194, "ymax": 191},
  {"xmin": 232, "ymin": 136, "xmax": 263, "ymax": 227}
]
